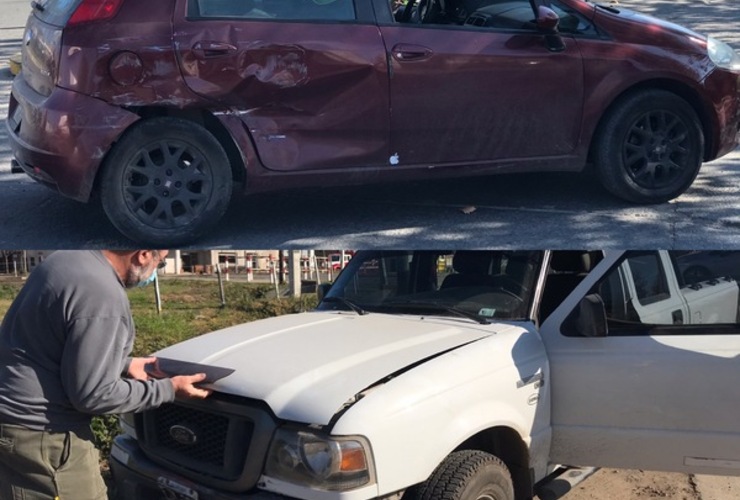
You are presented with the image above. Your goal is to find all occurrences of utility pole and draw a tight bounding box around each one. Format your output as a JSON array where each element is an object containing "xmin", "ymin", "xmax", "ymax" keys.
[
  {"xmin": 278, "ymin": 250, "xmax": 285, "ymax": 284},
  {"xmin": 289, "ymin": 250, "xmax": 301, "ymax": 297}
]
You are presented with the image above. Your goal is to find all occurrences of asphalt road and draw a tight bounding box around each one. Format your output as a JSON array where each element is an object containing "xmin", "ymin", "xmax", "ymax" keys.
[{"xmin": 0, "ymin": 0, "xmax": 739, "ymax": 249}]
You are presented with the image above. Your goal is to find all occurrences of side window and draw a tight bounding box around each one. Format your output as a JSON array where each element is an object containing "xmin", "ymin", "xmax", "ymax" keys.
[
  {"xmin": 191, "ymin": 0, "xmax": 356, "ymax": 21},
  {"xmin": 625, "ymin": 253, "xmax": 670, "ymax": 306},
  {"xmin": 547, "ymin": 0, "xmax": 596, "ymax": 35},
  {"xmin": 563, "ymin": 251, "xmax": 740, "ymax": 337},
  {"xmin": 394, "ymin": 0, "xmax": 537, "ymax": 29},
  {"xmin": 461, "ymin": 0, "xmax": 536, "ymax": 29}
]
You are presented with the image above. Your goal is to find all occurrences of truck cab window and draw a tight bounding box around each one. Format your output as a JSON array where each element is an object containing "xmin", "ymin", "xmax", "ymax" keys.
[{"xmin": 625, "ymin": 253, "xmax": 670, "ymax": 306}]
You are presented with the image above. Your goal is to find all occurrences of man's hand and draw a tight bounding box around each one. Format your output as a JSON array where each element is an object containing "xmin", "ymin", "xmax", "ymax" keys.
[
  {"xmin": 171, "ymin": 373, "xmax": 212, "ymax": 399},
  {"xmin": 128, "ymin": 356, "xmax": 164, "ymax": 380}
]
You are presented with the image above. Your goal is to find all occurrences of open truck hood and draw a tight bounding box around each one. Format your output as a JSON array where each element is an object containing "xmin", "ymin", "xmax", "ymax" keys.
[{"xmin": 154, "ymin": 311, "xmax": 506, "ymax": 425}]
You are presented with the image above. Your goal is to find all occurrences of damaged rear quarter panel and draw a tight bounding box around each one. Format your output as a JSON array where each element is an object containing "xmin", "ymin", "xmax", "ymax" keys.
[{"xmin": 58, "ymin": 0, "xmax": 203, "ymax": 108}]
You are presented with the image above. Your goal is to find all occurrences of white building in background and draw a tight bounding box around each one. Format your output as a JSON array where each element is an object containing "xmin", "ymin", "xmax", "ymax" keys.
[
  {"xmin": 0, "ymin": 251, "xmax": 48, "ymax": 275},
  {"xmin": 163, "ymin": 250, "xmax": 342, "ymax": 276},
  {"xmin": 0, "ymin": 250, "xmax": 350, "ymax": 279}
]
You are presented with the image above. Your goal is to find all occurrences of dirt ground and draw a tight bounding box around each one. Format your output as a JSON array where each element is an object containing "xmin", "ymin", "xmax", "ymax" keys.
[{"xmin": 559, "ymin": 469, "xmax": 740, "ymax": 499}]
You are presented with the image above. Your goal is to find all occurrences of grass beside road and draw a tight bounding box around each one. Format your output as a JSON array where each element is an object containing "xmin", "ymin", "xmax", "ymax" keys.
[
  {"xmin": 0, "ymin": 276, "xmax": 318, "ymax": 473},
  {"xmin": 128, "ymin": 278, "xmax": 317, "ymax": 355}
]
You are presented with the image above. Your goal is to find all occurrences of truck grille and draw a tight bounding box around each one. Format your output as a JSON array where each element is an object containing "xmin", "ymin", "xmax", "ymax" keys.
[
  {"xmin": 151, "ymin": 403, "xmax": 239, "ymax": 468},
  {"xmin": 137, "ymin": 397, "xmax": 277, "ymax": 491}
]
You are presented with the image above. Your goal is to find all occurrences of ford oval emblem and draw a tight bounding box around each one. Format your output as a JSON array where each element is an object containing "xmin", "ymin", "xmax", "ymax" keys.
[{"xmin": 169, "ymin": 424, "xmax": 198, "ymax": 446}]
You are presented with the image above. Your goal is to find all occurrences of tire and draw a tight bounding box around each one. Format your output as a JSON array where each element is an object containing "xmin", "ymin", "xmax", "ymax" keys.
[
  {"xmin": 100, "ymin": 117, "xmax": 233, "ymax": 246},
  {"xmin": 682, "ymin": 264, "xmax": 712, "ymax": 285},
  {"xmin": 414, "ymin": 451, "xmax": 514, "ymax": 500},
  {"xmin": 593, "ymin": 90, "xmax": 704, "ymax": 204}
]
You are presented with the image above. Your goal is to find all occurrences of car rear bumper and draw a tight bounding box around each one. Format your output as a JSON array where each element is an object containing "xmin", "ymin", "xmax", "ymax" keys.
[
  {"xmin": 110, "ymin": 435, "xmax": 288, "ymax": 500},
  {"xmin": 6, "ymin": 75, "xmax": 139, "ymax": 202}
]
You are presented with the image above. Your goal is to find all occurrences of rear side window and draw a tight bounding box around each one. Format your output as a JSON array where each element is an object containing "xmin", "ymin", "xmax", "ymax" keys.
[
  {"xmin": 32, "ymin": 0, "xmax": 83, "ymax": 26},
  {"xmin": 189, "ymin": 0, "xmax": 356, "ymax": 21}
]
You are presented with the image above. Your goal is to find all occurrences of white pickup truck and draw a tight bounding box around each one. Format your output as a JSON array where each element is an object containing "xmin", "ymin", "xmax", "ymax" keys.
[{"xmin": 110, "ymin": 250, "xmax": 740, "ymax": 500}]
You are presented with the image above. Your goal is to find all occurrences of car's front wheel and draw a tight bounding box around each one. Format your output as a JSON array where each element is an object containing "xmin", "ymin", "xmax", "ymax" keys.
[
  {"xmin": 593, "ymin": 90, "xmax": 704, "ymax": 204},
  {"xmin": 414, "ymin": 451, "xmax": 514, "ymax": 500},
  {"xmin": 100, "ymin": 117, "xmax": 233, "ymax": 245}
]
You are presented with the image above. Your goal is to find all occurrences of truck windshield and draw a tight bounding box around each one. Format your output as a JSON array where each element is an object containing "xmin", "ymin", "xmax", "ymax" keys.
[{"xmin": 318, "ymin": 251, "xmax": 543, "ymax": 322}]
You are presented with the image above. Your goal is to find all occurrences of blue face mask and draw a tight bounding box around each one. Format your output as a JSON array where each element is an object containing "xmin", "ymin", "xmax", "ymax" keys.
[{"xmin": 136, "ymin": 268, "xmax": 158, "ymax": 288}]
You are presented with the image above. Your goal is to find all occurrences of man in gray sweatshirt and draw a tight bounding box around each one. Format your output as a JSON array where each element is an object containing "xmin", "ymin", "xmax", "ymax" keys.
[{"xmin": 0, "ymin": 250, "xmax": 210, "ymax": 500}]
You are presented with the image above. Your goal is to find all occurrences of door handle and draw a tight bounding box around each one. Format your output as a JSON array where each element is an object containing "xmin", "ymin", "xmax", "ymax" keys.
[
  {"xmin": 391, "ymin": 44, "xmax": 433, "ymax": 61},
  {"xmin": 517, "ymin": 371, "xmax": 544, "ymax": 389},
  {"xmin": 192, "ymin": 41, "xmax": 237, "ymax": 58},
  {"xmin": 672, "ymin": 309, "xmax": 684, "ymax": 325}
]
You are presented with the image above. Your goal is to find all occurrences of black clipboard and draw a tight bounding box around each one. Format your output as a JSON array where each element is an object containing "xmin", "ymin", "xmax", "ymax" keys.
[{"xmin": 146, "ymin": 357, "xmax": 235, "ymax": 384}]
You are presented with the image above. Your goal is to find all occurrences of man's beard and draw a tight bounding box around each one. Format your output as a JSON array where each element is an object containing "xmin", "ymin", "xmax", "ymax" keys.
[{"xmin": 124, "ymin": 263, "xmax": 153, "ymax": 288}]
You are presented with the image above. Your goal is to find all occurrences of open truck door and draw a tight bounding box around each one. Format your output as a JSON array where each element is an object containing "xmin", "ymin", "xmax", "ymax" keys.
[{"xmin": 540, "ymin": 250, "xmax": 740, "ymax": 476}]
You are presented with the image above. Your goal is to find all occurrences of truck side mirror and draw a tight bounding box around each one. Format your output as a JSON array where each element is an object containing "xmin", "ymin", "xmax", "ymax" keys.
[
  {"xmin": 572, "ymin": 294, "xmax": 608, "ymax": 337},
  {"xmin": 317, "ymin": 282, "xmax": 332, "ymax": 302}
]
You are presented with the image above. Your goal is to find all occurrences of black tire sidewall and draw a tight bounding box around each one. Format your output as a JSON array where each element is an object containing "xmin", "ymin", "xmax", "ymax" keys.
[
  {"xmin": 100, "ymin": 117, "xmax": 233, "ymax": 246},
  {"xmin": 594, "ymin": 90, "xmax": 704, "ymax": 204},
  {"xmin": 417, "ymin": 451, "xmax": 514, "ymax": 500}
]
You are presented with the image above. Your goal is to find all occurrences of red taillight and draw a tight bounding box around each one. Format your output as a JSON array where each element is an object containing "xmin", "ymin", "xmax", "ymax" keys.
[{"xmin": 67, "ymin": 0, "xmax": 124, "ymax": 26}]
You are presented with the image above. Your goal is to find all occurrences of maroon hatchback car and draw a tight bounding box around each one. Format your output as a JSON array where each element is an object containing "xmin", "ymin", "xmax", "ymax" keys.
[{"xmin": 6, "ymin": 0, "xmax": 740, "ymax": 244}]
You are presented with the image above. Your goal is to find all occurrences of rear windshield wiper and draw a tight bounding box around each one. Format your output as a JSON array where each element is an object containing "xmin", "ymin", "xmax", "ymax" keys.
[
  {"xmin": 377, "ymin": 301, "xmax": 490, "ymax": 325},
  {"xmin": 31, "ymin": 1, "xmax": 45, "ymax": 12},
  {"xmin": 321, "ymin": 296, "xmax": 368, "ymax": 316}
]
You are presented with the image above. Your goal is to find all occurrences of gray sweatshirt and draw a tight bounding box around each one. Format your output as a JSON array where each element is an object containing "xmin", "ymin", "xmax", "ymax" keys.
[{"xmin": 0, "ymin": 250, "xmax": 175, "ymax": 431}]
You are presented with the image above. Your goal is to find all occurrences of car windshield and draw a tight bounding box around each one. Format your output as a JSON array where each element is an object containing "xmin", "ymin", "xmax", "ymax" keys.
[{"xmin": 318, "ymin": 251, "xmax": 544, "ymax": 322}]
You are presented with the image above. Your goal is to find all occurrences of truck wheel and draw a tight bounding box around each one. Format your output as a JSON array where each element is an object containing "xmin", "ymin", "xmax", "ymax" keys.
[
  {"xmin": 100, "ymin": 117, "xmax": 233, "ymax": 246},
  {"xmin": 682, "ymin": 264, "xmax": 712, "ymax": 285},
  {"xmin": 593, "ymin": 90, "xmax": 703, "ymax": 204},
  {"xmin": 415, "ymin": 451, "xmax": 514, "ymax": 500}
]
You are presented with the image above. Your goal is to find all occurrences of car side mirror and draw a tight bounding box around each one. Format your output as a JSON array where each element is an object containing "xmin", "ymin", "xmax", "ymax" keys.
[
  {"xmin": 317, "ymin": 282, "xmax": 332, "ymax": 302},
  {"xmin": 536, "ymin": 6, "xmax": 565, "ymax": 53},
  {"xmin": 536, "ymin": 5, "xmax": 560, "ymax": 33},
  {"xmin": 573, "ymin": 294, "xmax": 608, "ymax": 337}
]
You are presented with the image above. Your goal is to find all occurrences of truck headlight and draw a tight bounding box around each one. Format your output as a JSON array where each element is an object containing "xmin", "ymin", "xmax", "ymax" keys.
[
  {"xmin": 265, "ymin": 428, "xmax": 375, "ymax": 491},
  {"xmin": 707, "ymin": 37, "xmax": 740, "ymax": 71}
]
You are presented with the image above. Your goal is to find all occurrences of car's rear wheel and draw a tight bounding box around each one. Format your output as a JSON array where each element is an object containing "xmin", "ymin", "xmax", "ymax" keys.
[
  {"xmin": 593, "ymin": 90, "xmax": 704, "ymax": 204},
  {"xmin": 100, "ymin": 117, "xmax": 233, "ymax": 245},
  {"xmin": 414, "ymin": 451, "xmax": 514, "ymax": 500}
]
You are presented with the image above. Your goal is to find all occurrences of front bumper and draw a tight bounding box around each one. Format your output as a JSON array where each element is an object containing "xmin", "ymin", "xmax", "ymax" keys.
[
  {"xmin": 110, "ymin": 435, "xmax": 287, "ymax": 500},
  {"xmin": 6, "ymin": 75, "xmax": 139, "ymax": 202},
  {"xmin": 703, "ymin": 66, "xmax": 740, "ymax": 159}
]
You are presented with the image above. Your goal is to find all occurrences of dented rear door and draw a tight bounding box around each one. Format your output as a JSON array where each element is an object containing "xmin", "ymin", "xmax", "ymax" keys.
[{"xmin": 173, "ymin": 0, "xmax": 390, "ymax": 172}]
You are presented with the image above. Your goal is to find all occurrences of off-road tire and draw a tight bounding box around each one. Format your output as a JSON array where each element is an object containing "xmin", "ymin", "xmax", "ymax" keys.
[
  {"xmin": 415, "ymin": 450, "xmax": 515, "ymax": 500},
  {"xmin": 100, "ymin": 117, "xmax": 233, "ymax": 246}
]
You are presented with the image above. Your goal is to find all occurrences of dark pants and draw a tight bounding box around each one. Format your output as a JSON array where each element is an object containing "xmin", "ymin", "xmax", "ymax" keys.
[{"xmin": 0, "ymin": 423, "xmax": 107, "ymax": 500}]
